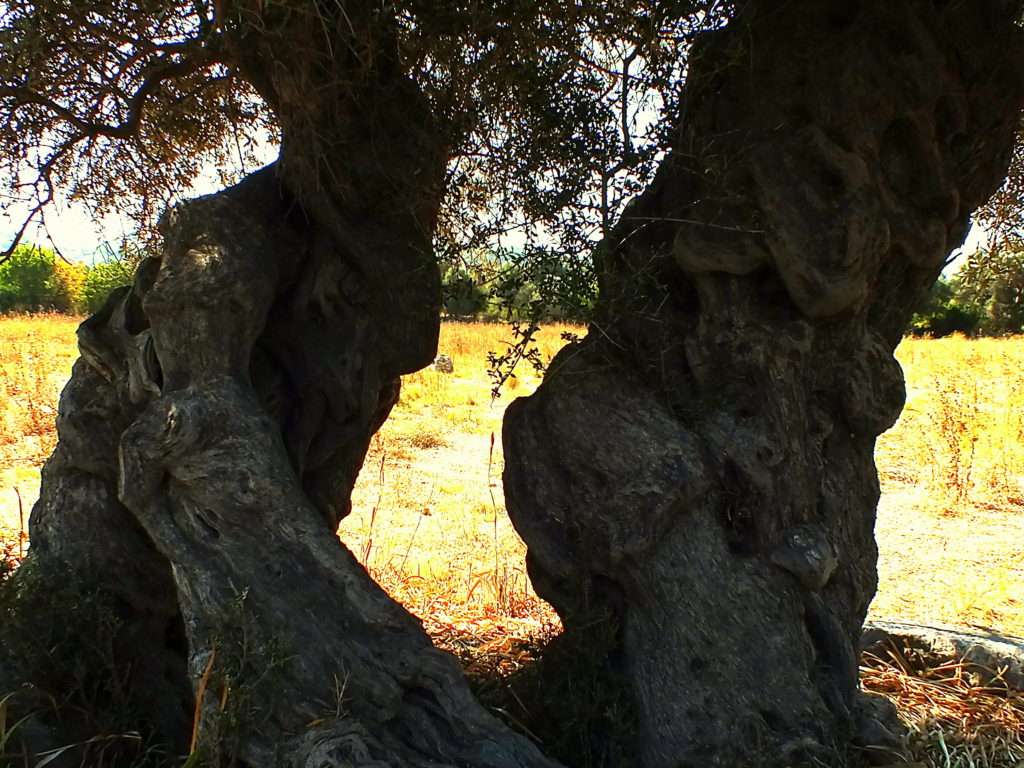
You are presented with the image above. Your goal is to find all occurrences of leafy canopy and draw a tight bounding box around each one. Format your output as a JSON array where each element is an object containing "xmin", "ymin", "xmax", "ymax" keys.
[
  {"xmin": 0, "ymin": 0, "xmax": 729, "ymax": 299},
  {"xmin": 956, "ymin": 246, "xmax": 1024, "ymax": 335},
  {"xmin": 2, "ymin": 0, "xmax": 1022, "ymax": 332}
]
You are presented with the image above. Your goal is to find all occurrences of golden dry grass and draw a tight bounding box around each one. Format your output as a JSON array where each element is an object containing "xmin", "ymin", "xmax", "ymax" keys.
[
  {"xmin": 1, "ymin": 320, "xmax": 1022, "ymax": 635},
  {"xmin": 343, "ymin": 323, "xmax": 573, "ymax": 641},
  {"xmin": 878, "ymin": 337, "xmax": 1024, "ymax": 515},
  {"xmin": 0, "ymin": 313, "xmax": 80, "ymax": 556},
  {"xmin": 860, "ymin": 651, "xmax": 1024, "ymax": 768},
  {"xmin": 1, "ymin": 317, "xmax": 1023, "ymax": 767},
  {"xmin": 0, "ymin": 313, "xmax": 79, "ymax": 469},
  {"xmin": 873, "ymin": 337, "xmax": 1024, "ymax": 637}
]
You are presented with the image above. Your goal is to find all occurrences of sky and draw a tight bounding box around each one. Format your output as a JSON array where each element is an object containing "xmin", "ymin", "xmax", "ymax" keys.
[
  {"xmin": 0, "ymin": 168, "xmax": 230, "ymax": 264},
  {"xmin": 1, "ymin": 199, "xmax": 138, "ymax": 264}
]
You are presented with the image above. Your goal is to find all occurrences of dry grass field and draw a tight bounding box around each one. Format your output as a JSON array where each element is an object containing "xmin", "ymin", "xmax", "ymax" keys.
[
  {"xmin": 1, "ymin": 317, "xmax": 1022, "ymax": 636},
  {"xmin": 1, "ymin": 315, "xmax": 1023, "ymax": 765}
]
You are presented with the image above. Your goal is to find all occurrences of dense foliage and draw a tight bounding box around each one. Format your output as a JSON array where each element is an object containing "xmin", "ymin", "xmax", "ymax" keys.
[
  {"xmin": 0, "ymin": 1, "xmax": 732, "ymax": 311},
  {"xmin": 0, "ymin": 243, "xmax": 133, "ymax": 313},
  {"xmin": 442, "ymin": 249, "xmax": 596, "ymax": 322},
  {"xmin": 2, "ymin": 1, "xmax": 1021, "ymax": 334},
  {"xmin": 0, "ymin": 244, "xmax": 78, "ymax": 311},
  {"xmin": 911, "ymin": 245, "xmax": 1024, "ymax": 336},
  {"xmin": 955, "ymin": 246, "xmax": 1024, "ymax": 335},
  {"xmin": 909, "ymin": 278, "xmax": 982, "ymax": 337},
  {"xmin": 977, "ymin": 116, "xmax": 1024, "ymax": 249}
]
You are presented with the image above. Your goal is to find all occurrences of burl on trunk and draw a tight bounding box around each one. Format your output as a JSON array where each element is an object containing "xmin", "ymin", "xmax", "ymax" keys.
[{"xmin": 504, "ymin": 2, "xmax": 1024, "ymax": 766}]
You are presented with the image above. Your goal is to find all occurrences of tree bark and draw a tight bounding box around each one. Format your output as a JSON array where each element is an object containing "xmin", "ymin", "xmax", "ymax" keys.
[
  {"xmin": 16, "ymin": 4, "xmax": 558, "ymax": 766},
  {"xmin": 503, "ymin": 2, "xmax": 1024, "ymax": 767}
]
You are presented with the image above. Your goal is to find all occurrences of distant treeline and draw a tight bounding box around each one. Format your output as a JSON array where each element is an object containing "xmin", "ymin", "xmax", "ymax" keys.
[
  {"xmin": 440, "ymin": 250, "xmax": 595, "ymax": 323},
  {"xmin": 910, "ymin": 247, "xmax": 1024, "ymax": 337},
  {"xmin": 0, "ymin": 243, "xmax": 134, "ymax": 315},
  {"xmin": 22, "ymin": 239, "xmax": 1021, "ymax": 334},
  {"xmin": 1, "ymin": 243, "xmax": 591, "ymax": 323}
]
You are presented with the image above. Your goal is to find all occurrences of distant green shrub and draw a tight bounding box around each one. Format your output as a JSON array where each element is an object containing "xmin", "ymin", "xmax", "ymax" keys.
[
  {"xmin": 53, "ymin": 257, "xmax": 88, "ymax": 311},
  {"xmin": 81, "ymin": 257, "xmax": 135, "ymax": 313},
  {"xmin": 0, "ymin": 242, "xmax": 140, "ymax": 315},
  {"xmin": 0, "ymin": 244, "xmax": 75, "ymax": 312},
  {"xmin": 442, "ymin": 267, "xmax": 489, "ymax": 317},
  {"xmin": 909, "ymin": 278, "xmax": 982, "ymax": 337},
  {"xmin": 954, "ymin": 246, "xmax": 1024, "ymax": 336}
]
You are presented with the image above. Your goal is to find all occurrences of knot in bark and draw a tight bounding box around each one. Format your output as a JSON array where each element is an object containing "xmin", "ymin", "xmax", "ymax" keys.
[{"xmin": 769, "ymin": 524, "xmax": 838, "ymax": 591}]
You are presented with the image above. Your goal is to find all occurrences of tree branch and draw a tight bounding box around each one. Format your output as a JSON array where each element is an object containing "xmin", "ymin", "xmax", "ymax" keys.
[
  {"xmin": 0, "ymin": 38, "xmax": 224, "ymax": 261},
  {"xmin": 0, "ymin": 46, "xmax": 219, "ymax": 141}
]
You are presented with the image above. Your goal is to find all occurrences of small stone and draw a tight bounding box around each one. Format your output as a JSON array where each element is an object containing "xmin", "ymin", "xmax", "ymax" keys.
[{"xmin": 433, "ymin": 354, "xmax": 454, "ymax": 374}]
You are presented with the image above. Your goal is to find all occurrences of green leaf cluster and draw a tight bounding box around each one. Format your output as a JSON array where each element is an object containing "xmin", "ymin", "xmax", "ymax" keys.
[
  {"xmin": 0, "ymin": 243, "xmax": 134, "ymax": 314},
  {"xmin": 910, "ymin": 245, "xmax": 1024, "ymax": 337},
  {"xmin": 0, "ymin": 244, "xmax": 76, "ymax": 312},
  {"xmin": 441, "ymin": 247, "xmax": 596, "ymax": 323},
  {"xmin": 955, "ymin": 245, "xmax": 1024, "ymax": 335}
]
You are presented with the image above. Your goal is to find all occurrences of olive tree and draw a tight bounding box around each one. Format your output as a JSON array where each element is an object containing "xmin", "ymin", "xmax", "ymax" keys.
[
  {"xmin": 0, "ymin": 0, "xmax": 1021, "ymax": 766},
  {"xmin": 0, "ymin": 1, "xmax": 718, "ymax": 765},
  {"xmin": 504, "ymin": 2, "xmax": 1024, "ymax": 766}
]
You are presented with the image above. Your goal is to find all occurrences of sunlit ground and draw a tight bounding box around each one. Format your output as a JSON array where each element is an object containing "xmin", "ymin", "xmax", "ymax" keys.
[{"xmin": 1, "ymin": 317, "xmax": 1022, "ymax": 638}]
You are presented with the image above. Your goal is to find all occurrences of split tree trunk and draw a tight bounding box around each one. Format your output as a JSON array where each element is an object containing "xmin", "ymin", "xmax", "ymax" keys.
[
  {"xmin": 504, "ymin": 2, "xmax": 1024, "ymax": 766},
  {"xmin": 20, "ymin": 4, "xmax": 559, "ymax": 766}
]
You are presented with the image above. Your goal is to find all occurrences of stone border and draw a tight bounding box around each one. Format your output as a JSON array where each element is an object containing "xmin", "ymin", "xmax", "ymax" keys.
[{"xmin": 862, "ymin": 620, "xmax": 1024, "ymax": 690}]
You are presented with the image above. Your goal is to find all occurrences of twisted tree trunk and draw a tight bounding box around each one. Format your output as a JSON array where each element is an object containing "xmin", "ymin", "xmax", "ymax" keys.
[
  {"xmin": 504, "ymin": 2, "xmax": 1024, "ymax": 767},
  {"xmin": 16, "ymin": 4, "xmax": 558, "ymax": 766}
]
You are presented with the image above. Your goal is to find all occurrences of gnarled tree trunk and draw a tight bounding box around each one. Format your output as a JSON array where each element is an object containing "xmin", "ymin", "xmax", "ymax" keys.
[
  {"xmin": 504, "ymin": 2, "xmax": 1024, "ymax": 766},
  {"xmin": 17, "ymin": 4, "xmax": 558, "ymax": 767}
]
